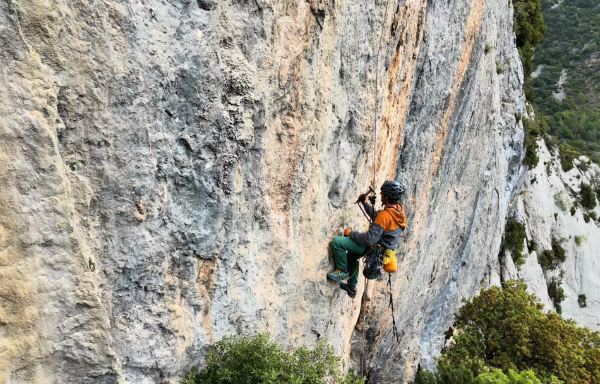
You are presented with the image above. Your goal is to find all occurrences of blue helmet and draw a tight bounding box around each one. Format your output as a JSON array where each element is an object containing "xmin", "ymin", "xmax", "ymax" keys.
[{"xmin": 380, "ymin": 180, "xmax": 405, "ymax": 200}]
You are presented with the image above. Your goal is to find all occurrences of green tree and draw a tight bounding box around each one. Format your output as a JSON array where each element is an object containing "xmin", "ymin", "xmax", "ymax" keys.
[
  {"xmin": 182, "ymin": 334, "xmax": 364, "ymax": 384},
  {"xmin": 439, "ymin": 280, "xmax": 600, "ymax": 383},
  {"xmin": 475, "ymin": 368, "xmax": 562, "ymax": 384},
  {"xmin": 411, "ymin": 282, "xmax": 600, "ymax": 384},
  {"xmin": 513, "ymin": 0, "xmax": 546, "ymax": 78}
]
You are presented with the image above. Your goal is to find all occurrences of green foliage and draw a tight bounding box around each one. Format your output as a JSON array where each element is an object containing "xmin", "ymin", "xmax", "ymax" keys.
[
  {"xmin": 552, "ymin": 191, "xmax": 571, "ymax": 212},
  {"xmin": 548, "ymin": 277, "xmax": 565, "ymax": 311},
  {"xmin": 183, "ymin": 334, "xmax": 364, "ymax": 384},
  {"xmin": 413, "ymin": 367, "xmax": 562, "ymax": 384},
  {"xmin": 578, "ymin": 294, "xmax": 587, "ymax": 308},
  {"xmin": 538, "ymin": 237, "xmax": 566, "ymax": 270},
  {"xmin": 584, "ymin": 213, "xmax": 591, "ymax": 223},
  {"xmin": 438, "ymin": 280, "xmax": 600, "ymax": 384},
  {"xmin": 522, "ymin": 118, "xmax": 544, "ymax": 168},
  {"xmin": 475, "ymin": 368, "xmax": 562, "ymax": 384},
  {"xmin": 579, "ymin": 182, "xmax": 597, "ymax": 210},
  {"xmin": 504, "ymin": 217, "xmax": 528, "ymax": 266},
  {"xmin": 531, "ymin": 0, "xmax": 600, "ymax": 163},
  {"xmin": 575, "ymin": 235, "xmax": 587, "ymax": 246},
  {"xmin": 579, "ymin": 159, "xmax": 590, "ymax": 172},
  {"xmin": 570, "ymin": 206, "xmax": 576, "ymax": 216},
  {"xmin": 485, "ymin": 44, "xmax": 493, "ymax": 55},
  {"xmin": 413, "ymin": 369, "xmax": 438, "ymax": 384},
  {"xmin": 558, "ymin": 144, "xmax": 579, "ymax": 172},
  {"xmin": 513, "ymin": 0, "xmax": 547, "ymax": 78},
  {"xmin": 497, "ymin": 61, "xmax": 505, "ymax": 74}
]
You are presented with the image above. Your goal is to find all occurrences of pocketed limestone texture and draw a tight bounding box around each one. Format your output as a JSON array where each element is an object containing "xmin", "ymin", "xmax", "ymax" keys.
[{"xmin": 0, "ymin": 0, "xmax": 525, "ymax": 382}]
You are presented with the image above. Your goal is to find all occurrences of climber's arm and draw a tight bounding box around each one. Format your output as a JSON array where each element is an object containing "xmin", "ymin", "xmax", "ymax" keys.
[
  {"xmin": 349, "ymin": 222, "xmax": 384, "ymax": 246},
  {"xmin": 361, "ymin": 201, "xmax": 375, "ymax": 220}
]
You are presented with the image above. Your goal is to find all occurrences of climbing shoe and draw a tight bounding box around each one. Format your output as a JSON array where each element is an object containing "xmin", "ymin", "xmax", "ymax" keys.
[
  {"xmin": 340, "ymin": 282, "xmax": 357, "ymax": 299},
  {"xmin": 327, "ymin": 269, "xmax": 349, "ymax": 281}
]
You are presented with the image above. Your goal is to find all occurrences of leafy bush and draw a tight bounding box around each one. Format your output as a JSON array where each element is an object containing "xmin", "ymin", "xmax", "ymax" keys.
[
  {"xmin": 578, "ymin": 294, "xmax": 587, "ymax": 308},
  {"xmin": 538, "ymin": 237, "xmax": 566, "ymax": 270},
  {"xmin": 559, "ymin": 144, "xmax": 579, "ymax": 172},
  {"xmin": 579, "ymin": 182, "xmax": 597, "ymax": 210},
  {"xmin": 548, "ymin": 277, "xmax": 565, "ymax": 311},
  {"xmin": 575, "ymin": 235, "xmax": 587, "ymax": 246},
  {"xmin": 183, "ymin": 334, "xmax": 364, "ymax": 384},
  {"xmin": 522, "ymin": 118, "xmax": 542, "ymax": 168},
  {"xmin": 433, "ymin": 280, "xmax": 600, "ymax": 383},
  {"xmin": 552, "ymin": 191, "xmax": 571, "ymax": 212},
  {"xmin": 504, "ymin": 218, "xmax": 528, "ymax": 266},
  {"xmin": 570, "ymin": 206, "xmax": 576, "ymax": 216}
]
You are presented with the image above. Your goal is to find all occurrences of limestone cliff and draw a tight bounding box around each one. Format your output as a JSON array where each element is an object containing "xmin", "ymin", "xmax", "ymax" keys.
[
  {"xmin": 506, "ymin": 140, "xmax": 600, "ymax": 330},
  {"xmin": 0, "ymin": 0, "xmax": 525, "ymax": 382}
]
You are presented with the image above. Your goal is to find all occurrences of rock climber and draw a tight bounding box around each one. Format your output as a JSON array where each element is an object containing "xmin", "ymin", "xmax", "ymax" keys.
[{"xmin": 327, "ymin": 180, "xmax": 407, "ymax": 298}]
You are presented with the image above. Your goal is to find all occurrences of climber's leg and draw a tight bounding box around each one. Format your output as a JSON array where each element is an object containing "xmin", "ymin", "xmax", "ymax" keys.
[
  {"xmin": 328, "ymin": 236, "xmax": 366, "ymax": 282},
  {"xmin": 346, "ymin": 250, "xmax": 364, "ymax": 287}
]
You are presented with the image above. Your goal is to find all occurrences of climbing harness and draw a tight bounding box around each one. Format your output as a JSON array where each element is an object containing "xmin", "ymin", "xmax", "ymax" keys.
[{"xmin": 363, "ymin": 244, "xmax": 384, "ymax": 280}]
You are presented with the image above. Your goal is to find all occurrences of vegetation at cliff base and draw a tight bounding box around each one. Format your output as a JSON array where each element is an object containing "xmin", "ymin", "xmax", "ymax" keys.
[
  {"xmin": 513, "ymin": 0, "xmax": 547, "ymax": 78},
  {"xmin": 412, "ymin": 280, "xmax": 600, "ymax": 384},
  {"xmin": 530, "ymin": 0, "xmax": 600, "ymax": 164},
  {"xmin": 182, "ymin": 334, "xmax": 364, "ymax": 384}
]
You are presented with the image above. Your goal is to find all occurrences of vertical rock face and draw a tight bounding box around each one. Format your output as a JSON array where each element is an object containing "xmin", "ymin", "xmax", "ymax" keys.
[
  {"xmin": 0, "ymin": 0, "xmax": 525, "ymax": 383},
  {"xmin": 513, "ymin": 141, "xmax": 600, "ymax": 330}
]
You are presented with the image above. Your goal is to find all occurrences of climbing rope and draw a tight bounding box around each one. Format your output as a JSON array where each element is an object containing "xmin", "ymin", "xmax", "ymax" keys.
[
  {"xmin": 386, "ymin": 273, "xmax": 400, "ymax": 342},
  {"xmin": 357, "ymin": 201, "xmax": 373, "ymax": 223},
  {"xmin": 371, "ymin": 0, "xmax": 393, "ymax": 187},
  {"xmin": 358, "ymin": 0, "xmax": 396, "ymax": 376}
]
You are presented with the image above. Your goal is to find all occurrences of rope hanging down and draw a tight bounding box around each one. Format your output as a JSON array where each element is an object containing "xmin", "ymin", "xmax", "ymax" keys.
[
  {"xmin": 371, "ymin": 0, "xmax": 393, "ymax": 186},
  {"xmin": 386, "ymin": 273, "xmax": 400, "ymax": 342},
  {"xmin": 358, "ymin": 1, "xmax": 398, "ymax": 376}
]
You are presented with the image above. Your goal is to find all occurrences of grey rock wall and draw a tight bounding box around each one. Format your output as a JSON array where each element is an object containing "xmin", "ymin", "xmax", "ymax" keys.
[
  {"xmin": 513, "ymin": 140, "xmax": 600, "ymax": 330},
  {"xmin": 0, "ymin": 0, "xmax": 525, "ymax": 382}
]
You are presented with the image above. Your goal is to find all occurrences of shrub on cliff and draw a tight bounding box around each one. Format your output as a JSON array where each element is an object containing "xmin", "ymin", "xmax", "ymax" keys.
[
  {"xmin": 547, "ymin": 277, "xmax": 565, "ymax": 313},
  {"xmin": 504, "ymin": 217, "xmax": 528, "ymax": 266},
  {"xmin": 558, "ymin": 144, "xmax": 579, "ymax": 172},
  {"xmin": 579, "ymin": 182, "xmax": 597, "ymax": 210},
  {"xmin": 412, "ymin": 280, "xmax": 600, "ymax": 384},
  {"xmin": 522, "ymin": 117, "xmax": 545, "ymax": 168},
  {"xmin": 538, "ymin": 237, "xmax": 566, "ymax": 270},
  {"xmin": 182, "ymin": 334, "xmax": 364, "ymax": 384}
]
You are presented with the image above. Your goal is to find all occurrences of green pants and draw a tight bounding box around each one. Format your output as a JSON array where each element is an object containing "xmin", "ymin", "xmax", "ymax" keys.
[{"xmin": 332, "ymin": 236, "xmax": 367, "ymax": 287}]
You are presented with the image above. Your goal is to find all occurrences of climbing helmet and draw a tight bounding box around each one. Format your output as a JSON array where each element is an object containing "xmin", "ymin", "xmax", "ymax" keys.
[{"xmin": 380, "ymin": 180, "xmax": 405, "ymax": 200}]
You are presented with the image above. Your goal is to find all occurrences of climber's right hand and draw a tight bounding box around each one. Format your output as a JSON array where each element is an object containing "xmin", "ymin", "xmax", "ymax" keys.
[{"xmin": 356, "ymin": 194, "xmax": 367, "ymax": 203}]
